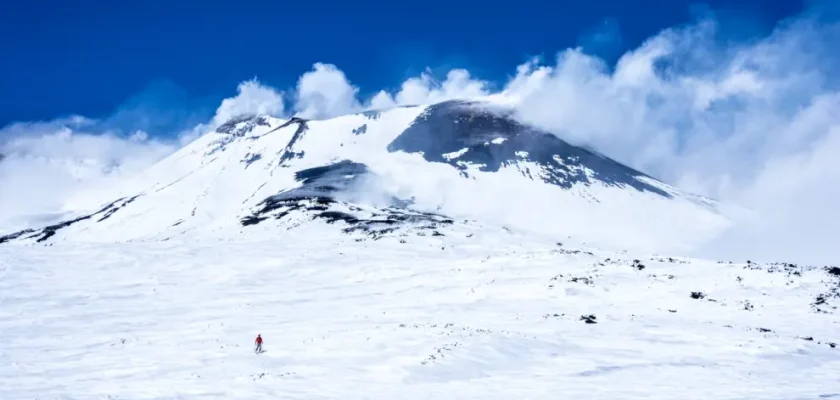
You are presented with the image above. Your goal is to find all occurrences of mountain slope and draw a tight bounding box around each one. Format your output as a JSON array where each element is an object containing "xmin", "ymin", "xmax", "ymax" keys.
[{"xmin": 0, "ymin": 100, "xmax": 728, "ymax": 253}]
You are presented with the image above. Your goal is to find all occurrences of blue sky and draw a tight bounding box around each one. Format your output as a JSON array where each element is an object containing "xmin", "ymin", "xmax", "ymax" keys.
[{"xmin": 0, "ymin": 0, "xmax": 805, "ymax": 132}]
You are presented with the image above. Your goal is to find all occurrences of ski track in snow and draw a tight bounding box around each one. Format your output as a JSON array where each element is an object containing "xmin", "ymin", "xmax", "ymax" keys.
[{"xmin": 1, "ymin": 237, "xmax": 838, "ymax": 399}]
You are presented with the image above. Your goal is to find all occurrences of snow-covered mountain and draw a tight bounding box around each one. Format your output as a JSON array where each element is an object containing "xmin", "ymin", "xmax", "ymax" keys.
[
  {"xmin": 0, "ymin": 100, "xmax": 728, "ymax": 253},
  {"xmin": 2, "ymin": 100, "xmax": 838, "ymax": 399}
]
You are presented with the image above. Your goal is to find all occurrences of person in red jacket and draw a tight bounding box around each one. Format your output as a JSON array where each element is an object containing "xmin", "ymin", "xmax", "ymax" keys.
[{"xmin": 254, "ymin": 334, "xmax": 263, "ymax": 353}]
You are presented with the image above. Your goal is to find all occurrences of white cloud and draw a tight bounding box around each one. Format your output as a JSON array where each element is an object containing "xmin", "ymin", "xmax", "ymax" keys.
[
  {"xmin": 211, "ymin": 79, "xmax": 285, "ymax": 126},
  {"xmin": 698, "ymin": 124, "xmax": 840, "ymax": 264},
  {"xmin": 290, "ymin": 63, "xmax": 491, "ymax": 118},
  {"xmin": 293, "ymin": 63, "xmax": 362, "ymax": 119},
  {"xmin": 170, "ymin": 79, "xmax": 286, "ymax": 146},
  {"xmin": 367, "ymin": 68, "xmax": 491, "ymax": 109},
  {"xmin": 489, "ymin": 18, "xmax": 794, "ymax": 192},
  {"xmin": 368, "ymin": 90, "xmax": 398, "ymax": 110},
  {"xmin": 0, "ymin": 122, "xmax": 175, "ymax": 232},
  {"xmin": 491, "ymin": 15, "xmax": 840, "ymax": 264},
  {"xmin": 0, "ymin": 78, "xmax": 287, "ymax": 233},
  {"xmin": 0, "ymin": 78, "xmax": 290, "ymax": 232}
]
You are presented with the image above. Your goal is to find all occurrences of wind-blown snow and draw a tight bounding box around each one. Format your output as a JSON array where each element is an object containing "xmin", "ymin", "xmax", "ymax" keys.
[{"xmin": 1, "ymin": 235, "xmax": 837, "ymax": 399}]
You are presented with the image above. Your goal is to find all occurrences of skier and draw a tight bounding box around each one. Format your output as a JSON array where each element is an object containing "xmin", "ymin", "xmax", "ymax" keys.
[{"xmin": 254, "ymin": 334, "xmax": 263, "ymax": 353}]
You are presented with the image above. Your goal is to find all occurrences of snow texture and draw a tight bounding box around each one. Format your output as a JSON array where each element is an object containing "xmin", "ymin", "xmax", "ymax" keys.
[{"xmin": 1, "ymin": 238, "xmax": 838, "ymax": 399}]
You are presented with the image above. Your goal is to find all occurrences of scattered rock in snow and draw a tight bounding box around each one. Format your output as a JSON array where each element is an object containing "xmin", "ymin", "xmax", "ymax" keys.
[
  {"xmin": 743, "ymin": 301, "xmax": 754, "ymax": 311},
  {"xmin": 352, "ymin": 124, "xmax": 367, "ymax": 135},
  {"xmin": 241, "ymin": 153, "xmax": 262, "ymax": 168},
  {"xmin": 632, "ymin": 259, "xmax": 646, "ymax": 270},
  {"xmin": 553, "ymin": 248, "xmax": 594, "ymax": 256},
  {"xmin": 569, "ymin": 276, "xmax": 594, "ymax": 285},
  {"xmin": 580, "ymin": 314, "xmax": 597, "ymax": 324},
  {"xmin": 652, "ymin": 256, "xmax": 687, "ymax": 264},
  {"xmin": 362, "ymin": 110, "xmax": 380, "ymax": 120},
  {"xmin": 251, "ymin": 371, "xmax": 295, "ymax": 381}
]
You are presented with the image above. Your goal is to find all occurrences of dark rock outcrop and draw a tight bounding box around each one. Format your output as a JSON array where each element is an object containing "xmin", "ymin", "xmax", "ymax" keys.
[{"xmin": 387, "ymin": 100, "xmax": 671, "ymax": 197}]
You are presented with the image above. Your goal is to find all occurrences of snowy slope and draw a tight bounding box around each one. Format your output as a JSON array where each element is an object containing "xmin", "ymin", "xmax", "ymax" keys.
[
  {"xmin": 0, "ymin": 100, "xmax": 729, "ymax": 254},
  {"xmin": 1, "ymin": 236, "xmax": 838, "ymax": 399}
]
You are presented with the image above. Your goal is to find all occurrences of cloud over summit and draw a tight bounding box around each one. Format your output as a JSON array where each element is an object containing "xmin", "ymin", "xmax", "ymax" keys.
[{"xmin": 212, "ymin": 79, "xmax": 285, "ymax": 127}]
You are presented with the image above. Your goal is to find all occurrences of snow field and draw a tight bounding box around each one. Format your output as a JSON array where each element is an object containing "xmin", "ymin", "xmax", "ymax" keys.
[{"xmin": 1, "ymin": 235, "xmax": 837, "ymax": 399}]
